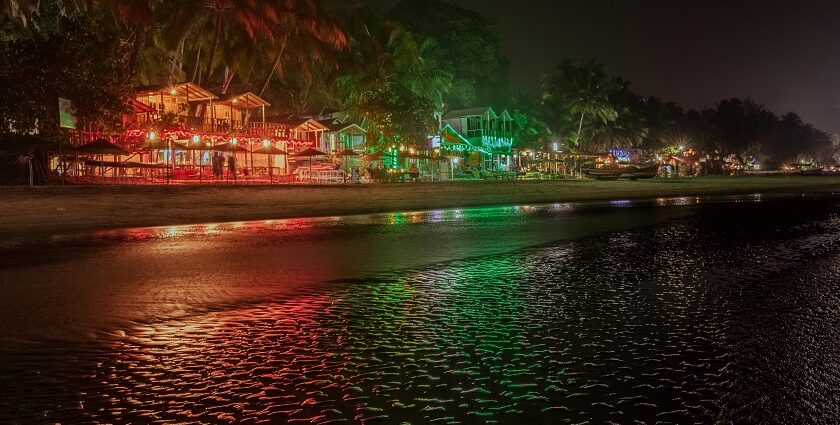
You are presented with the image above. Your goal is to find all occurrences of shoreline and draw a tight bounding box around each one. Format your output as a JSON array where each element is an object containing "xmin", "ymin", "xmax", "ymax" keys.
[{"xmin": 2, "ymin": 176, "xmax": 839, "ymax": 239}]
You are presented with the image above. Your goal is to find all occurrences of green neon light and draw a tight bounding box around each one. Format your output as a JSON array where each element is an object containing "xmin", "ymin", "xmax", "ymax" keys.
[
  {"xmin": 481, "ymin": 136, "xmax": 513, "ymax": 152},
  {"xmin": 442, "ymin": 143, "xmax": 491, "ymax": 155}
]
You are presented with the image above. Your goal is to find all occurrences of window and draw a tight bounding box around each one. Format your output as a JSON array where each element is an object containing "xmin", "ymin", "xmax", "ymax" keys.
[{"xmin": 467, "ymin": 117, "xmax": 481, "ymax": 131}]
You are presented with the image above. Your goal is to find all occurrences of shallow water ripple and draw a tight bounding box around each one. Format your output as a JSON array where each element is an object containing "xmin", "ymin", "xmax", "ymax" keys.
[{"xmin": 2, "ymin": 199, "xmax": 840, "ymax": 423}]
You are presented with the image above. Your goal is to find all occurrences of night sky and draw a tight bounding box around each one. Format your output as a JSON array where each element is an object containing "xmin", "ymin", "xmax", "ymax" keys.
[{"xmin": 365, "ymin": 0, "xmax": 840, "ymax": 133}]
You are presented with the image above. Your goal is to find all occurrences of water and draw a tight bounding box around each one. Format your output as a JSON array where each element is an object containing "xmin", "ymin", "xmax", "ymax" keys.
[{"xmin": 2, "ymin": 194, "xmax": 840, "ymax": 423}]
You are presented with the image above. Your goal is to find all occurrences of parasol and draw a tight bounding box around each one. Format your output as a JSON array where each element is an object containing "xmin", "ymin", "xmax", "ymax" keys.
[
  {"xmin": 213, "ymin": 142, "xmax": 248, "ymax": 152},
  {"xmin": 75, "ymin": 139, "xmax": 129, "ymax": 180},
  {"xmin": 359, "ymin": 152, "xmax": 382, "ymax": 162},
  {"xmin": 75, "ymin": 139, "xmax": 129, "ymax": 156},
  {"xmin": 254, "ymin": 145, "xmax": 289, "ymax": 155},
  {"xmin": 294, "ymin": 147, "xmax": 327, "ymax": 183},
  {"xmin": 254, "ymin": 145, "xmax": 289, "ymax": 181},
  {"xmin": 335, "ymin": 149, "xmax": 359, "ymax": 182}
]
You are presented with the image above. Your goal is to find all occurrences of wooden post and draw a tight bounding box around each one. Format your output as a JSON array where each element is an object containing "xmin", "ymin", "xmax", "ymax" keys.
[
  {"xmin": 28, "ymin": 154, "xmax": 33, "ymax": 188},
  {"xmin": 185, "ymin": 84, "xmax": 189, "ymax": 122},
  {"xmin": 167, "ymin": 138, "xmax": 173, "ymax": 184}
]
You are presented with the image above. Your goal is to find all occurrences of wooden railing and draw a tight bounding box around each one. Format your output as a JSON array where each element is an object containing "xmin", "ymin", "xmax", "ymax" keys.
[
  {"xmin": 464, "ymin": 129, "xmax": 515, "ymax": 139},
  {"xmin": 130, "ymin": 114, "xmax": 312, "ymax": 139}
]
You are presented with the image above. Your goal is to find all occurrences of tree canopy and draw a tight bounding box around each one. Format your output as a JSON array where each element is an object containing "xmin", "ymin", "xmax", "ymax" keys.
[
  {"xmin": 0, "ymin": 4, "xmax": 134, "ymax": 140},
  {"xmin": 0, "ymin": 1, "xmax": 837, "ymax": 165},
  {"xmin": 388, "ymin": 0, "xmax": 509, "ymax": 109}
]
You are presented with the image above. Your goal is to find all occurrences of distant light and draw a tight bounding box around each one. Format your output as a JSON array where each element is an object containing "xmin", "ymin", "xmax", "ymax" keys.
[
  {"xmin": 552, "ymin": 142, "xmax": 559, "ymax": 151},
  {"xmin": 262, "ymin": 140, "xmax": 270, "ymax": 147},
  {"xmin": 231, "ymin": 138, "xmax": 238, "ymax": 145},
  {"xmin": 148, "ymin": 131, "xmax": 156, "ymax": 140},
  {"xmin": 170, "ymin": 88, "xmax": 177, "ymax": 95},
  {"xmin": 192, "ymin": 135, "xmax": 199, "ymax": 143},
  {"xmin": 679, "ymin": 145, "xmax": 685, "ymax": 151}
]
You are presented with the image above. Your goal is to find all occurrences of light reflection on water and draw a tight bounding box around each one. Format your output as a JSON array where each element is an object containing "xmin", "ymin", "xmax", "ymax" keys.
[
  {"xmin": 98, "ymin": 203, "xmax": 580, "ymax": 241},
  {"xmin": 2, "ymin": 195, "xmax": 840, "ymax": 423}
]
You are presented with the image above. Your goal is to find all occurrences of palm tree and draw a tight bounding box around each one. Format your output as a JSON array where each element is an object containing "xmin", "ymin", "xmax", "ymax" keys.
[
  {"xmin": 586, "ymin": 78, "xmax": 648, "ymax": 151},
  {"xmin": 336, "ymin": 17, "xmax": 451, "ymax": 115},
  {"xmin": 255, "ymin": 0, "xmax": 348, "ymax": 98},
  {"xmin": 164, "ymin": 0, "xmax": 281, "ymax": 86},
  {"xmin": 542, "ymin": 58, "xmax": 618, "ymax": 151},
  {"xmin": 402, "ymin": 38, "xmax": 452, "ymax": 111}
]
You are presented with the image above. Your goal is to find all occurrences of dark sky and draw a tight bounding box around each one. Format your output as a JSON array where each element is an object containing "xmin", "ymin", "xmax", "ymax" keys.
[{"xmin": 364, "ymin": 0, "xmax": 840, "ymax": 133}]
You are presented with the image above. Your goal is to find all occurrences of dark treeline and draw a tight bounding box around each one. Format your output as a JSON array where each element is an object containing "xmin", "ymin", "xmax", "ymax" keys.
[
  {"xmin": 1, "ymin": 0, "xmax": 838, "ymax": 165},
  {"xmin": 530, "ymin": 58, "xmax": 839, "ymax": 166}
]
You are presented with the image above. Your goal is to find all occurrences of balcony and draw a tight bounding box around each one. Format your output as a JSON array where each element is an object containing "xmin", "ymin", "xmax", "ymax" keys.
[
  {"xmin": 463, "ymin": 129, "xmax": 515, "ymax": 141},
  {"xmin": 462, "ymin": 127, "xmax": 514, "ymax": 138},
  {"xmin": 130, "ymin": 114, "xmax": 301, "ymax": 137}
]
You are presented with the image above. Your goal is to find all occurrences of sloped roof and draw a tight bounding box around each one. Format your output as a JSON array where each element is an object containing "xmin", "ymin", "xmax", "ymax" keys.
[
  {"xmin": 130, "ymin": 99, "xmax": 154, "ymax": 114},
  {"xmin": 213, "ymin": 91, "xmax": 271, "ymax": 108},
  {"xmin": 318, "ymin": 119, "xmax": 366, "ymax": 133},
  {"xmin": 135, "ymin": 82, "xmax": 216, "ymax": 101},
  {"xmin": 443, "ymin": 106, "xmax": 497, "ymax": 120},
  {"xmin": 265, "ymin": 115, "xmax": 329, "ymax": 131},
  {"xmin": 440, "ymin": 124, "xmax": 470, "ymax": 145}
]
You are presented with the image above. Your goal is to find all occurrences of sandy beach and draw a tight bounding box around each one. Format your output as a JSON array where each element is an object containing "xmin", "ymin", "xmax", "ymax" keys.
[{"xmin": 2, "ymin": 176, "xmax": 839, "ymax": 239}]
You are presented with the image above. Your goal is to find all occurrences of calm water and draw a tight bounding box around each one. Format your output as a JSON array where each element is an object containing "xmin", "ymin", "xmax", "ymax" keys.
[{"xmin": 2, "ymin": 194, "xmax": 840, "ymax": 423}]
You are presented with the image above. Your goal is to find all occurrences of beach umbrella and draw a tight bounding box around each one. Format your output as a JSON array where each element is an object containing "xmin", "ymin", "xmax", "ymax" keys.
[
  {"xmin": 359, "ymin": 152, "xmax": 382, "ymax": 162},
  {"xmin": 213, "ymin": 142, "xmax": 248, "ymax": 152},
  {"xmin": 75, "ymin": 139, "xmax": 129, "ymax": 156},
  {"xmin": 75, "ymin": 139, "xmax": 129, "ymax": 180},
  {"xmin": 335, "ymin": 149, "xmax": 359, "ymax": 182},
  {"xmin": 336, "ymin": 149, "xmax": 358, "ymax": 157},
  {"xmin": 212, "ymin": 142, "xmax": 247, "ymax": 182},
  {"xmin": 139, "ymin": 139, "xmax": 190, "ymax": 182},
  {"xmin": 296, "ymin": 147, "xmax": 327, "ymax": 156},
  {"xmin": 138, "ymin": 138, "xmax": 164, "ymax": 172},
  {"xmin": 254, "ymin": 145, "xmax": 289, "ymax": 181},
  {"xmin": 176, "ymin": 138, "xmax": 208, "ymax": 181},
  {"xmin": 254, "ymin": 145, "xmax": 289, "ymax": 155},
  {"xmin": 294, "ymin": 147, "xmax": 327, "ymax": 183}
]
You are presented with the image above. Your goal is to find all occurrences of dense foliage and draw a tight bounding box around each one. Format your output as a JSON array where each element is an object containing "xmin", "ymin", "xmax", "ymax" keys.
[
  {"xmin": 0, "ymin": 1, "xmax": 837, "ymax": 165},
  {"xmin": 539, "ymin": 58, "xmax": 838, "ymax": 165},
  {"xmin": 388, "ymin": 0, "xmax": 509, "ymax": 108},
  {"xmin": 0, "ymin": 4, "xmax": 134, "ymax": 140}
]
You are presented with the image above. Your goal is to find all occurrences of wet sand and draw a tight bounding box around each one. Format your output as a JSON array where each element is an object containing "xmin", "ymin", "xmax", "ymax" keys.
[
  {"xmin": 1, "ymin": 176, "xmax": 839, "ymax": 238},
  {"xmin": 3, "ymin": 194, "xmax": 840, "ymax": 423}
]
